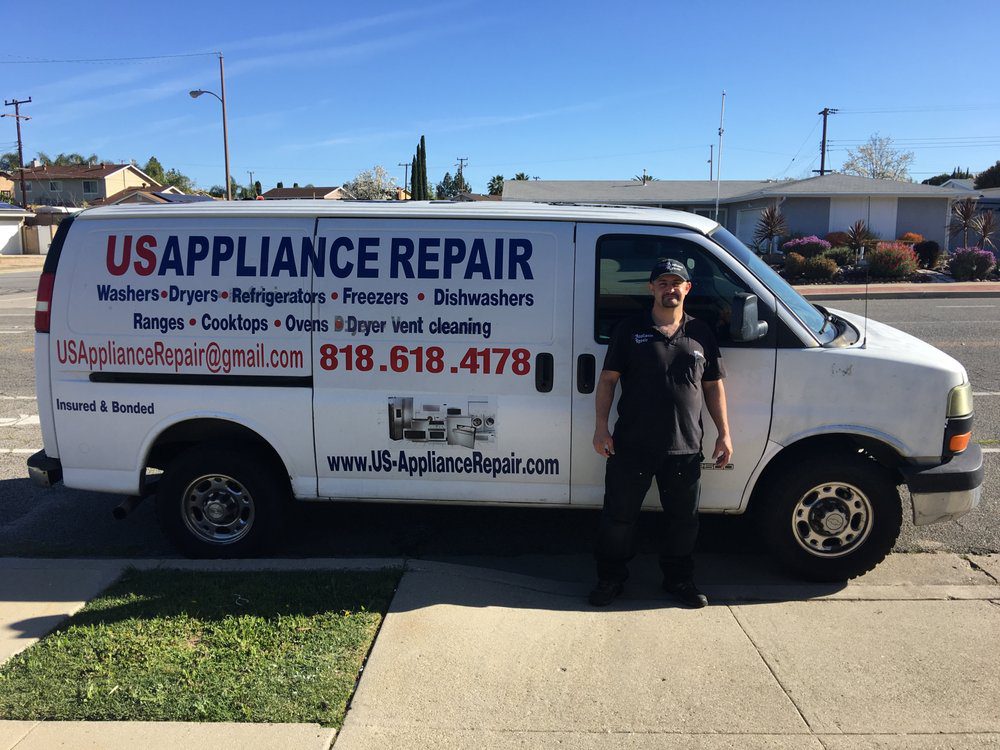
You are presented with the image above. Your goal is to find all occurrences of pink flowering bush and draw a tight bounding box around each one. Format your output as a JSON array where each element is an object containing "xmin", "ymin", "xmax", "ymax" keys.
[
  {"xmin": 781, "ymin": 235, "xmax": 831, "ymax": 259},
  {"xmin": 867, "ymin": 242, "xmax": 919, "ymax": 278},
  {"xmin": 949, "ymin": 247, "xmax": 996, "ymax": 280}
]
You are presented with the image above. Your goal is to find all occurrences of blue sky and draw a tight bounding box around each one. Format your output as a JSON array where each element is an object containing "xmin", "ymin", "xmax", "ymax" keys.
[{"xmin": 4, "ymin": 0, "xmax": 998, "ymax": 193}]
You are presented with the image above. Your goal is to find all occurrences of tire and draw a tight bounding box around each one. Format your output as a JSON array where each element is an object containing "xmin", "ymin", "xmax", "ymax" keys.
[
  {"xmin": 759, "ymin": 453, "xmax": 901, "ymax": 582},
  {"xmin": 156, "ymin": 444, "xmax": 286, "ymax": 558}
]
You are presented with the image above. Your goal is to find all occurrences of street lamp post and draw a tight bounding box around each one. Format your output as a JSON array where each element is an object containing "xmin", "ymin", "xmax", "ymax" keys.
[{"xmin": 189, "ymin": 53, "xmax": 231, "ymax": 200}]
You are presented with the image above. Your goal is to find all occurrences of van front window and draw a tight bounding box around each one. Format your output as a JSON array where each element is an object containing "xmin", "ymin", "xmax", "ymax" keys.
[{"xmin": 710, "ymin": 227, "xmax": 836, "ymax": 345}]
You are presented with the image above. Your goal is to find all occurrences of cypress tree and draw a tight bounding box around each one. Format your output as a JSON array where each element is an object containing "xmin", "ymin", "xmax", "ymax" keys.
[
  {"xmin": 410, "ymin": 156, "xmax": 417, "ymax": 199},
  {"xmin": 419, "ymin": 135, "xmax": 427, "ymax": 200}
]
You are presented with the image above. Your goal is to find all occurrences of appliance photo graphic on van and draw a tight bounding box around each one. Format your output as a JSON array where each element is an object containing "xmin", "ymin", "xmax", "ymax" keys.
[{"xmin": 388, "ymin": 395, "xmax": 497, "ymax": 449}]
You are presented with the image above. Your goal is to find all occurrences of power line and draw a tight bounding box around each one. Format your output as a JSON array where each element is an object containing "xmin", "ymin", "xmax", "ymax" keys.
[
  {"xmin": 773, "ymin": 117, "xmax": 822, "ymax": 180},
  {"xmin": 838, "ymin": 104, "xmax": 1000, "ymax": 114}
]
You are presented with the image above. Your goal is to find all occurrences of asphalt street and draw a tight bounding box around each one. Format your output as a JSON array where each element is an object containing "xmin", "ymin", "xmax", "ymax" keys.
[{"xmin": 0, "ymin": 269, "xmax": 997, "ymax": 564}]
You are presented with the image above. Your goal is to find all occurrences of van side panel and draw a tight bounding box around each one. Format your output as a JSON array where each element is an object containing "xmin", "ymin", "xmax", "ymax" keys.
[
  {"xmin": 48, "ymin": 217, "xmax": 317, "ymax": 495},
  {"xmin": 311, "ymin": 219, "xmax": 574, "ymax": 503}
]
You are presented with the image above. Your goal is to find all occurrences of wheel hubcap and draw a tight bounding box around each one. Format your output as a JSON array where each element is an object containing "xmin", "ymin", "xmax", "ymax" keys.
[
  {"xmin": 181, "ymin": 474, "xmax": 255, "ymax": 545},
  {"xmin": 791, "ymin": 482, "xmax": 872, "ymax": 558}
]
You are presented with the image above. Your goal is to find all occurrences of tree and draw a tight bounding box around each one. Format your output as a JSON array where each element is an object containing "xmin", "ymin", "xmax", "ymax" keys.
[
  {"xmin": 487, "ymin": 175, "xmax": 504, "ymax": 196},
  {"xmin": 162, "ymin": 168, "xmax": 194, "ymax": 193},
  {"xmin": 753, "ymin": 206, "xmax": 788, "ymax": 253},
  {"xmin": 254, "ymin": 180, "xmax": 262, "ymax": 198},
  {"xmin": 453, "ymin": 171, "xmax": 472, "ymax": 195},
  {"xmin": 841, "ymin": 134, "xmax": 914, "ymax": 180},
  {"xmin": 1, "ymin": 152, "xmax": 21, "ymax": 171},
  {"xmin": 512, "ymin": 172, "xmax": 532, "ymax": 181},
  {"xmin": 922, "ymin": 167, "xmax": 972, "ymax": 186},
  {"xmin": 950, "ymin": 197, "xmax": 979, "ymax": 248},
  {"xmin": 975, "ymin": 161, "xmax": 1000, "ymax": 190},
  {"xmin": 276, "ymin": 181, "xmax": 284, "ymax": 189},
  {"xmin": 345, "ymin": 165, "xmax": 397, "ymax": 200},
  {"xmin": 143, "ymin": 157, "xmax": 166, "ymax": 185},
  {"xmin": 973, "ymin": 210, "xmax": 996, "ymax": 250},
  {"xmin": 436, "ymin": 172, "xmax": 456, "ymax": 199}
]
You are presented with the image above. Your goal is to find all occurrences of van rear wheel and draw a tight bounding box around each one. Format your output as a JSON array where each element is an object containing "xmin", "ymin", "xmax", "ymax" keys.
[
  {"xmin": 156, "ymin": 444, "xmax": 285, "ymax": 558},
  {"xmin": 760, "ymin": 454, "xmax": 901, "ymax": 582}
]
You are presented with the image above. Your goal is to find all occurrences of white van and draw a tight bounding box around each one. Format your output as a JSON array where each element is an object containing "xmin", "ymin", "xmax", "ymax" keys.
[{"xmin": 28, "ymin": 202, "xmax": 983, "ymax": 580}]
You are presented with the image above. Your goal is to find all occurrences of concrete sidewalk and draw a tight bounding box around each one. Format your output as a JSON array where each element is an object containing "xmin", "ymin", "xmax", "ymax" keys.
[{"xmin": 1, "ymin": 553, "xmax": 999, "ymax": 749}]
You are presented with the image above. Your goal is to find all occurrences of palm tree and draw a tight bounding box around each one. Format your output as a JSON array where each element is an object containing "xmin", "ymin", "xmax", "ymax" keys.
[
  {"xmin": 487, "ymin": 175, "xmax": 504, "ymax": 196},
  {"xmin": 753, "ymin": 206, "xmax": 787, "ymax": 253},
  {"xmin": 512, "ymin": 172, "xmax": 531, "ymax": 181},
  {"xmin": 950, "ymin": 198, "xmax": 979, "ymax": 248},
  {"xmin": 973, "ymin": 210, "xmax": 996, "ymax": 250}
]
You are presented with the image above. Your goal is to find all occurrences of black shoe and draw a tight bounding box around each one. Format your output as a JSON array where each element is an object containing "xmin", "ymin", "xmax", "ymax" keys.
[
  {"xmin": 588, "ymin": 580, "xmax": 623, "ymax": 606},
  {"xmin": 662, "ymin": 581, "xmax": 708, "ymax": 608}
]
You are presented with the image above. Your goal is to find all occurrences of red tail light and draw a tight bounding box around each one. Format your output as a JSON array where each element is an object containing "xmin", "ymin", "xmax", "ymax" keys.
[{"xmin": 35, "ymin": 272, "xmax": 55, "ymax": 333}]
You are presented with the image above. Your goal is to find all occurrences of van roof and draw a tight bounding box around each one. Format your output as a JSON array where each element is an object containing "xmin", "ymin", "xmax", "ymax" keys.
[{"xmin": 75, "ymin": 200, "xmax": 720, "ymax": 234}]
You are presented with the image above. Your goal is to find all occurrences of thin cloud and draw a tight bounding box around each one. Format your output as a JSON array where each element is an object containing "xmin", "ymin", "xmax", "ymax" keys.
[{"xmin": 285, "ymin": 100, "xmax": 607, "ymax": 150}]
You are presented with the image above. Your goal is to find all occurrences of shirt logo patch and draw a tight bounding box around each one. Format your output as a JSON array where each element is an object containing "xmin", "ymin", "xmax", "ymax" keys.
[
  {"xmin": 693, "ymin": 350, "xmax": 705, "ymax": 361},
  {"xmin": 634, "ymin": 333, "xmax": 654, "ymax": 344}
]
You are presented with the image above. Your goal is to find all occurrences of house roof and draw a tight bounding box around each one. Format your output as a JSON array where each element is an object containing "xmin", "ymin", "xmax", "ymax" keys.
[
  {"xmin": 91, "ymin": 187, "xmax": 214, "ymax": 206},
  {"xmin": 17, "ymin": 163, "xmax": 162, "ymax": 188},
  {"xmin": 261, "ymin": 186, "xmax": 351, "ymax": 199},
  {"xmin": 751, "ymin": 173, "xmax": 970, "ymax": 198},
  {"xmin": 941, "ymin": 178, "xmax": 976, "ymax": 190},
  {"xmin": 0, "ymin": 201, "xmax": 32, "ymax": 217},
  {"xmin": 502, "ymin": 179, "xmax": 768, "ymax": 204},
  {"xmin": 503, "ymin": 174, "xmax": 968, "ymax": 204}
]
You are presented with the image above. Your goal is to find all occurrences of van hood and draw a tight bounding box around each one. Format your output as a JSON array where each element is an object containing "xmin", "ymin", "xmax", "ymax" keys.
[{"xmin": 829, "ymin": 308, "xmax": 968, "ymax": 385}]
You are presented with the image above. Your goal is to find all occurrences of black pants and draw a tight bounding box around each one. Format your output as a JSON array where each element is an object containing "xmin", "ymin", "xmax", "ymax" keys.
[{"xmin": 595, "ymin": 451, "xmax": 702, "ymax": 585}]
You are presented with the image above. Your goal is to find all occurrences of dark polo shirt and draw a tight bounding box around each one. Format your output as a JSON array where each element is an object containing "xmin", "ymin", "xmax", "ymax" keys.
[{"xmin": 603, "ymin": 312, "xmax": 725, "ymax": 456}]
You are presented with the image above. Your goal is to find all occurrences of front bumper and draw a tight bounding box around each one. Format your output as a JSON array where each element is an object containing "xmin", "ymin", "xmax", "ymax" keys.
[
  {"xmin": 901, "ymin": 443, "xmax": 984, "ymax": 526},
  {"xmin": 27, "ymin": 450, "xmax": 62, "ymax": 488}
]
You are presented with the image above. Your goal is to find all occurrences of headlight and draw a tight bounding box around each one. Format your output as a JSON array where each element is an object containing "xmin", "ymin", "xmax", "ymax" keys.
[{"xmin": 947, "ymin": 383, "xmax": 972, "ymax": 418}]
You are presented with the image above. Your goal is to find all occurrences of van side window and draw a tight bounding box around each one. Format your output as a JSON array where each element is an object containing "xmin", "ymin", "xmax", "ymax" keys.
[{"xmin": 594, "ymin": 233, "xmax": 752, "ymax": 345}]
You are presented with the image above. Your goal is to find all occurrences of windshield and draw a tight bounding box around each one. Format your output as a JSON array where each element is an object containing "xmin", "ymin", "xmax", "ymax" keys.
[{"xmin": 709, "ymin": 227, "xmax": 837, "ymax": 345}]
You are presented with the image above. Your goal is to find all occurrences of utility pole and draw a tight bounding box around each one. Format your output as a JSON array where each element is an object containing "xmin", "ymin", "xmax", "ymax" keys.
[
  {"xmin": 2, "ymin": 97, "xmax": 32, "ymax": 208},
  {"xmin": 456, "ymin": 157, "xmax": 468, "ymax": 192},
  {"xmin": 398, "ymin": 162, "xmax": 410, "ymax": 195},
  {"xmin": 814, "ymin": 107, "xmax": 838, "ymax": 176},
  {"xmin": 708, "ymin": 144, "xmax": 714, "ymax": 181}
]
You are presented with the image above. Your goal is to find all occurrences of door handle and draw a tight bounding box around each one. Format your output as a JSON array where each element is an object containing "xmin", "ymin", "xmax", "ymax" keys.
[
  {"xmin": 577, "ymin": 354, "xmax": 596, "ymax": 394},
  {"xmin": 535, "ymin": 353, "xmax": 553, "ymax": 393}
]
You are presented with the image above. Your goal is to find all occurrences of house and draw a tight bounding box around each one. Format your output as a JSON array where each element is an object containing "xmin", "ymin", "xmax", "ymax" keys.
[
  {"xmin": 261, "ymin": 186, "xmax": 353, "ymax": 200},
  {"xmin": 0, "ymin": 202, "xmax": 34, "ymax": 255},
  {"xmin": 503, "ymin": 174, "xmax": 968, "ymax": 248},
  {"xmin": 89, "ymin": 186, "xmax": 214, "ymax": 206},
  {"xmin": 0, "ymin": 172, "xmax": 14, "ymax": 203},
  {"xmin": 13, "ymin": 163, "xmax": 163, "ymax": 207}
]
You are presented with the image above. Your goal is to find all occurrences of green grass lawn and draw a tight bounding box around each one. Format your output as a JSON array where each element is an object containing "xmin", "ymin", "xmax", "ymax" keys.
[{"xmin": 0, "ymin": 568, "xmax": 400, "ymax": 727}]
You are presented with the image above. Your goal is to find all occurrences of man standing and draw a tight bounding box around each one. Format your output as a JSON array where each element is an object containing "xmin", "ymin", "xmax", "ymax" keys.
[{"xmin": 590, "ymin": 258, "xmax": 732, "ymax": 608}]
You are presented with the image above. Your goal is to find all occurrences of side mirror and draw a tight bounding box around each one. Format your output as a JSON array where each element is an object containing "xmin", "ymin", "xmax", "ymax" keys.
[{"xmin": 730, "ymin": 293, "xmax": 768, "ymax": 342}]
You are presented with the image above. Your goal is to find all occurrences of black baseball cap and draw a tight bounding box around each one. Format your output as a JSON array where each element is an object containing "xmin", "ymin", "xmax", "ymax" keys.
[{"xmin": 649, "ymin": 258, "xmax": 690, "ymax": 283}]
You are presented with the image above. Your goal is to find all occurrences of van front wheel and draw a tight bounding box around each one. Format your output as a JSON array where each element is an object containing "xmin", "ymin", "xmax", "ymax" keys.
[
  {"xmin": 760, "ymin": 454, "xmax": 901, "ymax": 581},
  {"xmin": 156, "ymin": 445, "xmax": 285, "ymax": 558}
]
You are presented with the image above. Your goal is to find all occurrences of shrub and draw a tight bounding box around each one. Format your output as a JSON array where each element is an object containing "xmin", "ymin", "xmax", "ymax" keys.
[
  {"xmin": 867, "ymin": 242, "xmax": 919, "ymax": 278},
  {"xmin": 801, "ymin": 255, "xmax": 839, "ymax": 280},
  {"xmin": 823, "ymin": 246, "xmax": 855, "ymax": 267},
  {"xmin": 913, "ymin": 240, "xmax": 942, "ymax": 269},
  {"xmin": 825, "ymin": 231, "xmax": 850, "ymax": 247},
  {"xmin": 949, "ymin": 247, "xmax": 996, "ymax": 280},
  {"xmin": 781, "ymin": 235, "xmax": 831, "ymax": 258},
  {"xmin": 783, "ymin": 252, "xmax": 806, "ymax": 278},
  {"xmin": 898, "ymin": 232, "xmax": 924, "ymax": 244}
]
